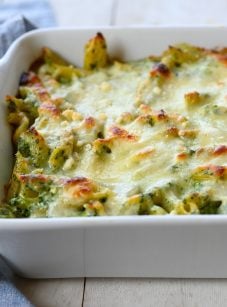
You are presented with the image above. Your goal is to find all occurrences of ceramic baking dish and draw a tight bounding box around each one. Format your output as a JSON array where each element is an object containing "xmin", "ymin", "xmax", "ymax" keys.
[{"xmin": 1, "ymin": 27, "xmax": 227, "ymax": 278}]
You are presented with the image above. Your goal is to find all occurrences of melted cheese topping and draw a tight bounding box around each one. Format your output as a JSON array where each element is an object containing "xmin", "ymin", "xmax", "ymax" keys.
[{"xmin": 5, "ymin": 44, "xmax": 227, "ymax": 217}]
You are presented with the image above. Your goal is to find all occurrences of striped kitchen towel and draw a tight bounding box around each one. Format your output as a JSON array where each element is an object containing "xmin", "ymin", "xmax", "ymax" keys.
[{"xmin": 0, "ymin": 0, "xmax": 56, "ymax": 57}]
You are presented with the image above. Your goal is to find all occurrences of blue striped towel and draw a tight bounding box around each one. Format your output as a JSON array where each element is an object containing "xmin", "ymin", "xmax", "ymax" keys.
[
  {"xmin": 0, "ymin": 257, "xmax": 33, "ymax": 307},
  {"xmin": 0, "ymin": 0, "xmax": 56, "ymax": 58}
]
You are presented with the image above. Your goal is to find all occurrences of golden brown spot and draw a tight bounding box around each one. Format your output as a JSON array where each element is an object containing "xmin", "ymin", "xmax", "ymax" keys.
[
  {"xmin": 21, "ymin": 72, "xmax": 50, "ymax": 102},
  {"xmin": 155, "ymin": 109, "xmax": 168, "ymax": 121},
  {"xmin": 84, "ymin": 116, "xmax": 96, "ymax": 129},
  {"xmin": 96, "ymin": 32, "xmax": 105, "ymax": 40},
  {"xmin": 166, "ymin": 127, "xmax": 179, "ymax": 137},
  {"xmin": 213, "ymin": 145, "xmax": 227, "ymax": 156},
  {"xmin": 29, "ymin": 126, "xmax": 39, "ymax": 136},
  {"xmin": 39, "ymin": 103, "xmax": 60, "ymax": 116},
  {"xmin": 176, "ymin": 152, "xmax": 188, "ymax": 161},
  {"xmin": 213, "ymin": 165, "xmax": 227, "ymax": 177},
  {"xmin": 195, "ymin": 146, "xmax": 227, "ymax": 157},
  {"xmin": 133, "ymin": 147, "xmax": 155, "ymax": 161},
  {"xmin": 63, "ymin": 177, "xmax": 95, "ymax": 197},
  {"xmin": 184, "ymin": 91, "xmax": 201, "ymax": 105},
  {"xmin": 150, "ymin": 63, "xmax": 170, "ymax": 78},
  {"xmin": 110, "ymin": 126, "xmax": 138, "ymax": 141}
]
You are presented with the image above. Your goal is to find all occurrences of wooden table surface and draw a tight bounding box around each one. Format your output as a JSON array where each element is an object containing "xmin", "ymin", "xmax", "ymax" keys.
[{"xmin": 3, "ymin": 0, "xmax": 227, "ymax": 306}]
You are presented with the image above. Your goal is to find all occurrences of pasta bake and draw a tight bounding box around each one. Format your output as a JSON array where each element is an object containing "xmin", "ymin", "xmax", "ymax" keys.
[{"xmin": 2, "ymin": 33, "xmax": 227, "ymax": 217}]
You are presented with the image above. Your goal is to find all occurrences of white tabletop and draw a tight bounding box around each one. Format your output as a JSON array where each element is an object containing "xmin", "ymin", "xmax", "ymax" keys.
[{"xmin": 4, "ymin": 0, "xmax": 227, "ymax": 305}]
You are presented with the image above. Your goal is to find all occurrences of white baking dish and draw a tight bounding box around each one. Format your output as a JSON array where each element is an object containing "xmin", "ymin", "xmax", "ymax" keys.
[{"xmin": 1, "ymin": 27, "xmax": 227, "ymax": 278}]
